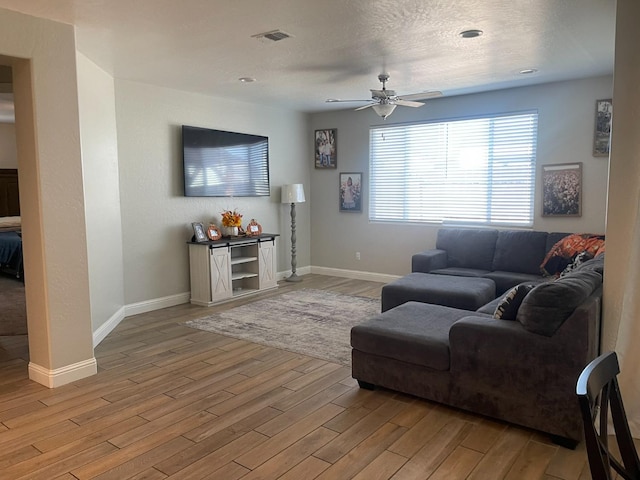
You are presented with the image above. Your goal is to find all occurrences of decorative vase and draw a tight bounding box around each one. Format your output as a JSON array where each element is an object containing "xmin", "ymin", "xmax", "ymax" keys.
[{"xmin": 223, "ymin": 226, "xmax": 238, "ymax": 237}]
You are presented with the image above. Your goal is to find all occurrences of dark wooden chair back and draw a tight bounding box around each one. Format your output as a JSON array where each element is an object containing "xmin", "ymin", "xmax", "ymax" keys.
[{"xmin": 576, "ymin": 351, "xmax": 640, "ymax": 480}]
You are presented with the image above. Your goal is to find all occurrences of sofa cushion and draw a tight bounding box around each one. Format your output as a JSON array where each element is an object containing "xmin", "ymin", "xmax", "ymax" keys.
[
  {"xmin": 351, "ymin": 301, "xmax": 490, "ymax": 371},
  {"xmin": 430, "ymin": 267, "xmax": 491, "ymax": 278},
  {"xmin": 492, "ymin": 230, "xmax": 548, "ymax": 274},
  {"xmin": 517, "ymin": 269, "xmax": 602, "ymax": 336},
  {"xmin": 436, "ymin": 228, "xmax": 498, "ymax": 270},
  {"xmin": 545, "ymin": 232, "xmax": 572, "ymax": 254},
  {"xmin": 381, "ymin": 273, "xmax": 496, "ymax": 312},
  {"xmin": 483, "ymin": 271, "xmax": 545, "ymax": 296},
  {"xmin": 493, "ymin": 284, "xmax": 536, "ymax": 320}
]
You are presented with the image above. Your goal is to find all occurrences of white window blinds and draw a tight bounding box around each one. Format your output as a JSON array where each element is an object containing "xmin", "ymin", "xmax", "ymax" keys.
[{"xmin": 369, "ymin": 111, "xmax": 538, "ymax": 227}]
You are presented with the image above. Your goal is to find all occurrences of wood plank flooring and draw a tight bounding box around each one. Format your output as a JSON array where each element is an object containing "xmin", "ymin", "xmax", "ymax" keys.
[{"xmin": 0, "ymin": 274, "xmax": 594, "ymax": 479}]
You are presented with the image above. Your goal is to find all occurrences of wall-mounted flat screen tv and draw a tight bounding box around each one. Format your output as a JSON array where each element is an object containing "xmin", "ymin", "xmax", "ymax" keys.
[{"xmin": 182, "ymin": 125, "xmax": 270, "ymax": 197}]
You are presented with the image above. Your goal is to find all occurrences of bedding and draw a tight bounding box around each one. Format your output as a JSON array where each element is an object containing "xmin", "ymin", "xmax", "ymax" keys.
[
  {"xmin": 0, "ymin": 231, "xmax": 23, "ymax": 278},
  {"xmin": 0, "ymin": 216, "xmax": 21, "ymax": 232}
]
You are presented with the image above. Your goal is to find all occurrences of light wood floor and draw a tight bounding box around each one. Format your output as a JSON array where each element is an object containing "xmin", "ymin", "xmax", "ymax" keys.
[{"xmin": 0, "ymin": 274, "xmax": 594, "ymax": 479}]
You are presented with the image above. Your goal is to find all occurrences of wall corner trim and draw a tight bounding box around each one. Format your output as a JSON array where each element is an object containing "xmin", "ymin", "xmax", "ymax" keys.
[
  {"xmin": 93, "ymin": 307, "xmax": 126, "ymax": 347},
  {"xmin": 28, "ymin": 357, "xmax": 98, "ymax": 388}
]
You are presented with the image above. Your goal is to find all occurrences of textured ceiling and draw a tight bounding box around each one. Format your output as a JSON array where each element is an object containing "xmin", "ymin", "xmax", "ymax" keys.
[{"xmin": 0, "ymin": 0, "xmax": 616, "ymax": 115}]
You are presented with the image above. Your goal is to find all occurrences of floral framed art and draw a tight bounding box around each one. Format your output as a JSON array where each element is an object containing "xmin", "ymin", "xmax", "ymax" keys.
[
  {"xmin": 542, "ymin": 163, "xmax": 582, "ymax": 217},
  {"xmin": 339, "ymin": 172, "xmax": 362, "ymax": 212},
  {"xmin": 315, "ymin": 129, "xmax": 337, "ymax": 169},
  {"xmin": 593, "ymin": 99, "xmax": 612, "ymax": 157}
]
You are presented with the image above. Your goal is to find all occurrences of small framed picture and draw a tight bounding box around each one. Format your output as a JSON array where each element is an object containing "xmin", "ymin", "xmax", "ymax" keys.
[
  {"xmin": 593, "ymin": 99, "xmax": 612, "ymax": 157},
  {"xmin": 542, "ymin": 163, "xmax": 582, "ymax": 217},
  {"xmin": 191, "ymin": 222, "xmax": 208, "ymax": 242},
  {"xmin": 206, "ymin": 224, "xmax": 222, "ymax": 241},
  {"xmin": 315, "ymin": 129, "xmax": 337, "ymax": 169},
  {"xmin": 339, "ymin": 172, "xmax": 362, "ymax": 212}
]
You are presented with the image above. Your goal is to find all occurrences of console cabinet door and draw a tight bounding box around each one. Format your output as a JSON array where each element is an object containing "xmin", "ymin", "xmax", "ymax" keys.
[
  {"xmin": 258, "ymin": 241, "xmax": 277, "ymax": 289},
  {"xmin": 209, "ymin": 246, "xmax": 232, "ymax": 302}
]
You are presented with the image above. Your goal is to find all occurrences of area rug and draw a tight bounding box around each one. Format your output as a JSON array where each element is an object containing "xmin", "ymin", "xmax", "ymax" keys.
[
  {"xmin": 0, "ymin": 274, "xmax": 27, "ymax": 336},
  {"xmin": 185, "ymin": 289, "xmax": 380, "ymax": 365}
]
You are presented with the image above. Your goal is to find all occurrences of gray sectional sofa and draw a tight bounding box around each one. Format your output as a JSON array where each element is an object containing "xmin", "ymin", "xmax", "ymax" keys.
[{"xmin": 351, "ymin": 228, "xmax": 605, "ymax": 446}]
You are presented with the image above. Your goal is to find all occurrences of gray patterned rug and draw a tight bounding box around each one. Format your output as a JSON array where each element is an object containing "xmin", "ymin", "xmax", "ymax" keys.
[{"xmin": 185, "ymin": 289, "xmax": 380, "ymax": 365}]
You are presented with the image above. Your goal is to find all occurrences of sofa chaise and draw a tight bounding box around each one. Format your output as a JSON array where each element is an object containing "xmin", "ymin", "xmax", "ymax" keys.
[{"xmin": 351, "ymin": 228, "xmax": 605, "ymax": 446}]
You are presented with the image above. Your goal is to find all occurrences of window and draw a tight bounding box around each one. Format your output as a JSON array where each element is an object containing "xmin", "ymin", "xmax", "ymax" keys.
[{"xmin": 369, "ymin": 111, "xmax": 538, "ymax": 227}]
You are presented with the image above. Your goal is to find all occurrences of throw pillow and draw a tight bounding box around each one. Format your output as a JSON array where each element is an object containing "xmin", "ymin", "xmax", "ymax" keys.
[
  {"xmin": 493, "ymin": 284, "xmax": 535, "ymax": 320},
  {"xmin": 560, "ymin": 251, "xmax": 594, "ymax": 277}
]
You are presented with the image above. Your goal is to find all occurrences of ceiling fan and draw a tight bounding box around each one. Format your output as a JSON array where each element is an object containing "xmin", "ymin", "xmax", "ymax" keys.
[{"xmin": 326, "ymin": 73, "xmax": 442, "ymax": 119}]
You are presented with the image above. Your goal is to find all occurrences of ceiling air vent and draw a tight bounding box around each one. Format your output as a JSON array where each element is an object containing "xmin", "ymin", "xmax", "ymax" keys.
[{"xmin": 252, "ymin": 29, "xmax": 293, "ymax": 44}]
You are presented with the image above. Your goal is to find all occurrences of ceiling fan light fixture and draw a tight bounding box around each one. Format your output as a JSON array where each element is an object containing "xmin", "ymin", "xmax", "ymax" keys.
[{"xmin": 372, "ymin": 103, "xmax": 397, "ymax": 119}]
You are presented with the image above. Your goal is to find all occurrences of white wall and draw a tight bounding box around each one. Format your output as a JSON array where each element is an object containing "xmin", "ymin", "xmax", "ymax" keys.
[
  {"xmin": 76, "ymin": 53, "xmax": 126, "ymax": 335},
  {"xmin": 0, "ymin": 122, "xmax": 17, "ymax": 168},
  {"xmin": 309, "ymin": 76, "xmax": 612, "ymax": 277},
  {"xmin": 114, "ymin": 79, "xmax": 310, "ymax": 306},
  {"xmin": 1, "ymin": 7, "xmax": 95, "ymax": 385},
  {"xmin": 602, "ymin": 0, "xmax": 640, "ymax": 351}
]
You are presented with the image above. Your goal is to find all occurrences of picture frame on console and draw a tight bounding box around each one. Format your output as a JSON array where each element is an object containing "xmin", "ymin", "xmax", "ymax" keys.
[
  {"xmin": 542, "ymin": 163, "xmax": 582, "ymax": 217},
  {"xmin": 339, "ymin": 172, "xmax": 362, "ymax": 212},
  {"xmin": 315, "ymin": 129, "xmax": 337, "ymax": 169},
  {"xmin": 593, "ymin": 98, "xmax": 612, "ymax": 157},
  {"xmin": 191, "ymin": 222, "xmax": 208, "ymax": 242}
]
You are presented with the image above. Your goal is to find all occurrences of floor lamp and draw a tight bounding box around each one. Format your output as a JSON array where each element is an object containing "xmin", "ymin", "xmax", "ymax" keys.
[{"xmin": 281, "ymin": 183, "xmax": 305, "ymax": 282}]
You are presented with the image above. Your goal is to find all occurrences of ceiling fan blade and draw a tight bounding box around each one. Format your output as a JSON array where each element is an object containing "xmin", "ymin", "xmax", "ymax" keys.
[
  {"xmin": 396, "ymin": 99, "xmax": 424, "ymax": 108},
  {"xmin": 355, "ymin": 103, "xmax": 376, "ymax": 111},
  {"xmin": 326, "ymin": 98, "xmax": 372, "ymax": 103},
  {"xmin": 398, "ymin": 91, "xmax": 443, "ymax": 101}
]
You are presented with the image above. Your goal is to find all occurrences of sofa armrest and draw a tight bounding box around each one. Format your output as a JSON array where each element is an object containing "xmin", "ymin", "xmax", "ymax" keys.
[{"xmin": 412, "ymin": 249, "xmax": 447, "ymax": 273}]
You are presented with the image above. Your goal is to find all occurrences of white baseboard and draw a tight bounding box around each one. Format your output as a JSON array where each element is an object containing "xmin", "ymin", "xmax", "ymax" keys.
[
  {"xmin": 310, "ymin": 266, "xmax": 400, "ymax": 284},
  {"xmin": 93, "ymin": 306, "xmax": 126, "ymax": 347},
  {"xmin": 29, "ymin": 357, "xmax": 98, "ymax": 388},
  {"xmin": 124, "ymin": 292, "xmax": 191, "ymax": 317},
  {"xmin": 277, "ymin": 266, "xmax": 312, "ymax": 281},
  {"xmin": 92, "ymin": 267, "xmax": 391, "ymax": 348}
]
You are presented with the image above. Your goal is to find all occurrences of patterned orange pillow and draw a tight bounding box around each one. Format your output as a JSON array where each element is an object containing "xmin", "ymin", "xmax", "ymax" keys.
[{"xmin": 540, "ymin": 234, "xmax": 605, "ymax": 276}]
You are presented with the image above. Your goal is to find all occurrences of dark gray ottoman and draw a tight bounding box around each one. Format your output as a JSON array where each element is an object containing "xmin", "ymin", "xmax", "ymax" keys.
[{"xmin": 382, "ymin": 272, "xmax": 496, "ymax": 312}]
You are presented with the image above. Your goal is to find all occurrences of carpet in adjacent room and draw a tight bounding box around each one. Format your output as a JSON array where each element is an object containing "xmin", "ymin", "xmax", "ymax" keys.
[
  {"xmin": 0, "ymin": 274, "xmax": 27, "ymax": 336},
  {"xmin": 185, "ymin": 289, "xmax": 380, "ymax": 365}
]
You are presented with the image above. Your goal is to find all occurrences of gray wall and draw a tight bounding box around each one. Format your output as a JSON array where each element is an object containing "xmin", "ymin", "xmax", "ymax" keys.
[
  {"xmin": 114, "ymin": 79, "xmax": 311, "ymax": 306},
  {"xmin": 309, "ymin": 76, "xmax": 612, "ymax": 277},
  {"xmin": 0, "ymin": 122, "xmax": 16, "ymax": 168}
]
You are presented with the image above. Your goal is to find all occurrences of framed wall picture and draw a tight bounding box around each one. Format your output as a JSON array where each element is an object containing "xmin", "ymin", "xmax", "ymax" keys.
[
  {"xmin": 315, "ymin": 129, "xmax": 337, "ymax": 169},
  {"xmin": 542, "ymin": 163, "xmax": 582, "ymax": 217},
  {"xmin": 191, "ymin": 222, "xmax": 208, "ymax": 242},
  {"xmin": 339, "ymin": 172, "xmax": 362, "ymax": 212},
  {"xmin": 593, "ymin": 99, "xmax": 612, "ymax": 157}
]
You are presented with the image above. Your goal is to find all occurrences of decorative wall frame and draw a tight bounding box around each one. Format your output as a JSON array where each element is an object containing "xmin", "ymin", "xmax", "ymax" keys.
[
  {"xmin": 593, "ymin": 99, "xmax": 612, "ymax": 157},
  {"xmin": 206, "ymin": 224, "xmax": 222, "ymax": 241},
  {"xmin": 339, "ymin": 172, "xmax": 362, "ymax": 212},
  {"xmin": 542, "ymin": 163, "xmax": 582, "ymax": 217},
  {"xmin": 191, "ymin": 222, "xmax": 208, "ymax": 242},
  {"xmin": 315, "ymin": 129, "xmax": 337, "ymax": 169}
]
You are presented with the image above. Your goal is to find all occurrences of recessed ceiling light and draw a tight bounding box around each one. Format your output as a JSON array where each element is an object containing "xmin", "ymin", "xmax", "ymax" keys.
[
  {"xmin": 459, "ymin": 29, "xmax": 483, "ymax": 39},
  {"xmin": 519, "ymin": 68, "xmax": 538, "ymax": 75},
  {"xmin": 238, "ymin": 77, "xmax": 256, "ymax": 83}
]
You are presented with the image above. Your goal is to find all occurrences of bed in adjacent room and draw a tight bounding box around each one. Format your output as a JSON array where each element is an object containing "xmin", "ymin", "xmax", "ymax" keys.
[{"xmin": 0, "ymin": 169, "xmax": 23, "ymax": 278}]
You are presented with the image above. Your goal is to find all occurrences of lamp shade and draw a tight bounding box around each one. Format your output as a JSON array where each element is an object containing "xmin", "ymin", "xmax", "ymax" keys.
[
  {"xmin": 372, "ymin": 103, "xmax": 397, "ymax": 119},
  {"xmin": 281, "ymin": 183, "xmax": 306, "ymax": 203}
]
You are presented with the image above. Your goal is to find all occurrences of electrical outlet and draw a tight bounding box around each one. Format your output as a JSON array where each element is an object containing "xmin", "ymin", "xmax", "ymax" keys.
[{"xmin": 356, "ymin": 252, "xmax": 361, "ymax": 260}]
